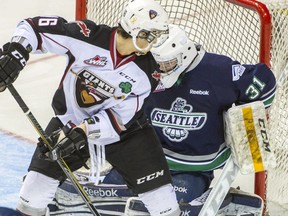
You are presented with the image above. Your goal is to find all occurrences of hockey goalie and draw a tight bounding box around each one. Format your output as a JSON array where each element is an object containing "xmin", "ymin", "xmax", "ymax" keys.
[{"xmin": 47, "ymin": 100, "xmax": 275, "ymax": 216}]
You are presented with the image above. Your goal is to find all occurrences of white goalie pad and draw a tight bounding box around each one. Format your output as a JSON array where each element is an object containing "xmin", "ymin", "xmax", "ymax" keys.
[{"xmin": 224, "ymin": 101, "xmax": 276, "ymax": 174}]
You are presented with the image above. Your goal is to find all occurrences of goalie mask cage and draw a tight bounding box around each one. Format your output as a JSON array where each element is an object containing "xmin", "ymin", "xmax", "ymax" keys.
[{"xmin": 76, "ymin": 0, "xmax": 288, "ymax": 215}]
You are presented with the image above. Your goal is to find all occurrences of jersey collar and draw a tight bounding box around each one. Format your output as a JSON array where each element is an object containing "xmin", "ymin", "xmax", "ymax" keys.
[{"xmin": 110, "ymin": 30, "xmax": 136, "ymax": 69}]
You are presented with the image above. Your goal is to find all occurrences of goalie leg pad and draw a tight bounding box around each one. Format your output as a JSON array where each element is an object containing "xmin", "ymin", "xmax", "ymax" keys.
[
  {"xmin": 125, "ymin": 196, "xmax": 182, "ymax": 216},
  {"xmin": 171, "ymin": 171, "xmax": 213, "ymax": 203},
  {"xmin": 218, "ymin": 187, "xmax": 263, "ymax": 216},
  {"xmin": 0, "ymin": 207, "xmax": 22, "ymax": 216},
  {"xmin": 179, "ymin": 187, "xmax": 262, "ymax": 216},
  {"xmin": 124, "ymin": 197, "xmax": 150, "ymax": 216}
]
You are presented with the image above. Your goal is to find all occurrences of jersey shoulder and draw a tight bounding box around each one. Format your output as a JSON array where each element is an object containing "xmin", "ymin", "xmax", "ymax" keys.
[
  {"xmin": 134, "ymin": 52, "xmax": 159, "ymax": 89},
  {"xmin": 26, "ymin": 16, "xmax": 113, "ymax": 49},
  {"xmin": 66, "ymin": 20, "xmax": 113, "ymax": 48}
]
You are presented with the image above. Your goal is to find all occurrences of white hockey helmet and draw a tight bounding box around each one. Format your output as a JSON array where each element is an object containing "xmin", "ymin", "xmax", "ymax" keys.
[
  {"xmin": 120, "ymin": 0, "xmax": 169, "ymax": 53},
  {"xmin": 151, "ymin": 24, "xmax": 198, "ymax": 88}
]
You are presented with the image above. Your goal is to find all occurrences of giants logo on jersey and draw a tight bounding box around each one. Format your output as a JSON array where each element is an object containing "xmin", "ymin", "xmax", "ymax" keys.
[
  {"xmin": 77, "ymin": 21, "xmax": 91, "ymax": 37},
  {"xmin": 75, "ymin": 70, "xmax": 116, "ymax": 107},
  {"xmin": 150, "ymin": 97, "xmax": 207, "ymax": 142}
]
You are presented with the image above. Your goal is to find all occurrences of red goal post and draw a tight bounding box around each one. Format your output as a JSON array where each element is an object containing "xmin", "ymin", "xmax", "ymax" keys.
[{"xmin": 75, "ymin": 0, "xmax": 288, "ymax": 215}]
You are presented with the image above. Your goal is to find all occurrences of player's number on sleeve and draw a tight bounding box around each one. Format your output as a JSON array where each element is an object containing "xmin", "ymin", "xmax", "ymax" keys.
[
  {"xmin": 39, "ymin": 18, "xmax": 58, "ymax": 26},
  {"xmin": 245, "ymin": 76, "xmax": 266, "ymax": 100}
]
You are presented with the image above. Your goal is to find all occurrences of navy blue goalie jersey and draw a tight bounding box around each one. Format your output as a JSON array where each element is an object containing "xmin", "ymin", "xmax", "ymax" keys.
[{"xmin": 145, "ymin": 51, "xmax": 276, "ymax": 172}]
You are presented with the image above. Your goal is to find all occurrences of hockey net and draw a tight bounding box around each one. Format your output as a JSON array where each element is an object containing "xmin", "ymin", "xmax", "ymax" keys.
[{"xmin": 75, "ymin": 0, "xmax": 288, "ymax": 215}]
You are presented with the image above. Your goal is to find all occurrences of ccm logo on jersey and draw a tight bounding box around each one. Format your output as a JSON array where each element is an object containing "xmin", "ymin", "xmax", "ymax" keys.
[
  {"xmin": 137, "ymin": 170, "xmax": 164, "ymax": 184},
  {"xmin": 77, "ymin": 21, "xmax": 91, "ymax": 37}
]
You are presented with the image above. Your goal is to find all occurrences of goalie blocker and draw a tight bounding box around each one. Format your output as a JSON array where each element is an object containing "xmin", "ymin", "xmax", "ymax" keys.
[{"xmin": 224, "ymin": 101, "xmax": 276, "ymax": 174}]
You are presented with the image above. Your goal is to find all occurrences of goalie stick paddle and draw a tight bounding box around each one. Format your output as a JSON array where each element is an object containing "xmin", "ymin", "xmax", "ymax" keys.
[
  {"xmin": 198, "ymin": 155, "xmax": 239, "ymax": 216},
  {"xmin": 7, "ymin": 84, "xmax": 101, "ymax": 216}
]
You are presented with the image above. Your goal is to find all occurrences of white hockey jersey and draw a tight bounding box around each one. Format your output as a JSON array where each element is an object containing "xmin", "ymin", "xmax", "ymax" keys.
[{"xmin": 13, "ymin": 16, "xmax": 159, "ymax": 145}]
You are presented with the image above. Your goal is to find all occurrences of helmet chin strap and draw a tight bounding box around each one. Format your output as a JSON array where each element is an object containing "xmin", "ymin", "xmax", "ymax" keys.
[{"xmin": 132, "ymin": 36, "xmax": 154, "ymax": 56}]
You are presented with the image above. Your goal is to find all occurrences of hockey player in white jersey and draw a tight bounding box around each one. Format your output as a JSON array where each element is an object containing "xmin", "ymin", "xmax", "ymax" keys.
[{"xmin": 0, "ymin": 0, "xmax": 183, "ymax": 215}]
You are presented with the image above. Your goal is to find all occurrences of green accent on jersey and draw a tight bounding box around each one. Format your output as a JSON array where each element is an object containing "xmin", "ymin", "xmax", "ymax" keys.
[
  {"xmin": 263, "ymin": 95, "xmax": 275, "ymax": 107},
  {"xmin": 167, "ymin": 148, "xmax": 231, "ymax": 171},
  {"xmin": 119, "ymin": 82, "xmax": 132, "ymax": 94}
]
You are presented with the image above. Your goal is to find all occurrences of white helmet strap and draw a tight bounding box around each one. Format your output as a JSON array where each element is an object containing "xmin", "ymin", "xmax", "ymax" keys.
[
  {"xmin": 132, "ymin": 36, "xmax": 153, "ymax": 55},
  {"xmin": 133, "ymin": 29, "xmax": 169, "ymax": 55}
]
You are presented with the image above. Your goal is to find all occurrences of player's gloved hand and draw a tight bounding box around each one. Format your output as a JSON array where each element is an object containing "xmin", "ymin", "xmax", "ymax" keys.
[
  {"xmin": 37, "ymin": 129, "xmax": 61, "ymax": 156},
  {"xmin": 0, "ymin": 42, "xmax": 29, "ymax": 92},
  {"xmin": 37, "ymin": 122, "xmax": 88, "ymax": 161}
]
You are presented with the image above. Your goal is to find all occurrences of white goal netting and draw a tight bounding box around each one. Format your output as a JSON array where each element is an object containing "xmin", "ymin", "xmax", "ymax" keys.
[{"xmin": 263, "ymin": 1, "xmax": 288, "ymax": 215}]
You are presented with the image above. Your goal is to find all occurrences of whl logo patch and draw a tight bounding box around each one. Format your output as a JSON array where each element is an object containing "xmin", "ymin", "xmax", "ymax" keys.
[
  {"xmin": 151, "ymin": 97, "xmax": 207, "ymax": 141},
  {"xmin": 84, "ymin": 55, "xmax": 107, "ymax": 67}
]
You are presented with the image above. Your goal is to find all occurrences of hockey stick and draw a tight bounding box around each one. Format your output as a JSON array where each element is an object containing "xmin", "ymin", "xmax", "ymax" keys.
[
  {"xmin": 7, "ymin": 84, "xmax": 101, "ymax": 216},
  {"xmin": 198, "ymin": 155, "xmax": 239, "ymax": 216}
]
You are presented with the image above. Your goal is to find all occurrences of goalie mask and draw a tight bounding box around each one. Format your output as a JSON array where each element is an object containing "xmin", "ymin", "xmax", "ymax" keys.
[
  {"xmin": 151, "ymin": 24, "xmax": 198, "ymax": 88},
  {"xmin": 120, "ymin": 0, "xmax": 169, "ymax": 53}
]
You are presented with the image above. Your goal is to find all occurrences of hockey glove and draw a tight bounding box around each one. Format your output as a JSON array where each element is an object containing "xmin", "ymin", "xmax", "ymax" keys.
[
  {"xmin": 0, "ymin": 42, "xmax": 29, "ymax": 92},
  {"xmin": 37, "ymin": 129, "xmax": 61, "ymax": 155},
  {"xmin": 38, "ymin": 122, "xmax": 88, "ymax": 161}
]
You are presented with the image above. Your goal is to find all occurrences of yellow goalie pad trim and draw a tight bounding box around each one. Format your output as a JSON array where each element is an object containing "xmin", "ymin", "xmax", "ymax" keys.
[
  {"xmin": 224, "ymin": 101, "xmax": 275, "ymax": 174},
  {"xmin": 242, "ymin": 107, "xmax": 265, "ymax": 172}
]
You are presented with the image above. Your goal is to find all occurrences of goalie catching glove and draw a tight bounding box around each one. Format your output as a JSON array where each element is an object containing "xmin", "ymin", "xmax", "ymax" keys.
[
  {"xmin": 0, "ymin": 42, "xmax": 29, "ymax": 92},
  {"xmin": 37, "ymin": 122, "xmax": 88, "ymax": 161}
]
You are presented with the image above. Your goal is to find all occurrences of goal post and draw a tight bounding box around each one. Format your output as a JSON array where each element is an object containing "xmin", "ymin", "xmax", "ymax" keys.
[
  {"xmin": 75, "ymin": 0, "xmax": 86, "ymax": 21},
  {"xmin": 226, "ymin": 0, "xmax": 271, "ymax": 65},
  {"xmin": 75, "ymin": 0, "xmax": 288, "ymax": 215}
]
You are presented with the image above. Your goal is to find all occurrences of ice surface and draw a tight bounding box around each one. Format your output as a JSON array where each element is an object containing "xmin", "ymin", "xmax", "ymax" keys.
[{"xmin": 0, "ymin": 132, "xmax": 34, "ymax": 208}]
